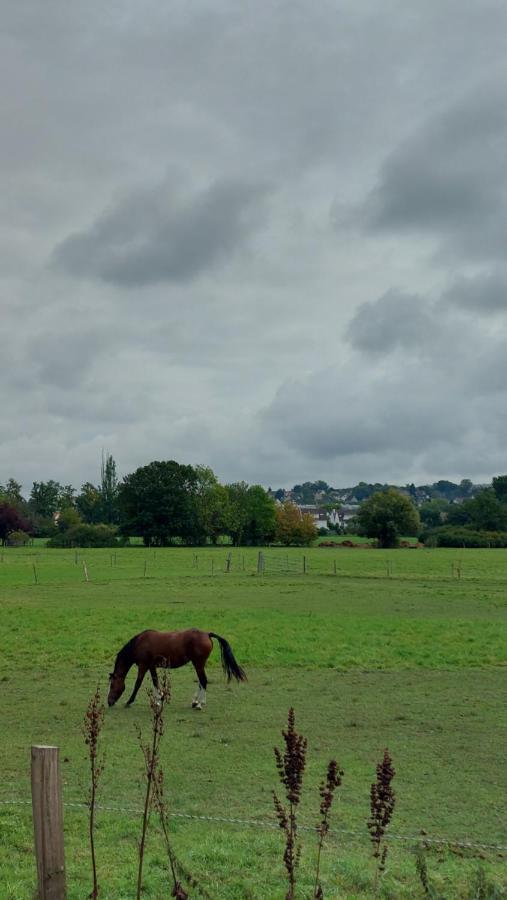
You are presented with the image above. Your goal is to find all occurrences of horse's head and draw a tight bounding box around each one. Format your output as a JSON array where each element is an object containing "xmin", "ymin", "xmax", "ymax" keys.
[{"xmin": 107, "ymin": 671, "xmax": 125, "ymax": 706}]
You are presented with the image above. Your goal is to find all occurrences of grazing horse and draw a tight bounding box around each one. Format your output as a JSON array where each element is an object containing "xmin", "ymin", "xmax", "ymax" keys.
[{"xmin": 107, "ymin": 628, "xmax": 246, "ymax": 709}]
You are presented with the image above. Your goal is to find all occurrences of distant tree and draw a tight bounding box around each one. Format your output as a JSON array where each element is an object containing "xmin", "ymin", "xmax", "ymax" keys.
[
  {"xmin": 356, "ymin": 489, "xmax": 420, "ymax": 548},
  {"xmin": 100, "ymin": 452, "xmax": 119, "ymax": 524},
  {"xmin": 225, "ymin": 482, "xmax": 250, "ymax": 545},
  {"xmin": 57, "ymin": 507, "xmax": 82, "ymax": 532},
  {"xmin": 29, "ymin": 481, "xmax": 62, "ymax": 519},
  {"xmin": 76, "ymin": 482, "xmax": 103, "ymax": 524},
  {"xmin": 447, "ymin": 489, "xmax": 507, "ymax": 532},
  {"xmin": 432, "ymin": 480, "xmax": 460, "ymax": 501},
  {"xmin": 492, "ymin": 475, "xmax": 507, "ymax": 503},
  {"xmin": 0, "ymin": 478, "xmax": 24, "ymax": 507},
  {"xmin": 0, "ymin": 502, "xmax": 31, "ymax": 545},
  {"xmin": 275, "ymin": 501, "xmax": 317, "ymax": 546},
  {"xmin": 225, "ymin": 482, "xmax": 276, "ymax": 545},
  {"xmin": 419, "ymin": 499, "xmax": 450, "ymax": 529},
  {"xmin": 119, "ymin": 460, "xmax": 200, "ymax": 546},
  {"xmin": 59, "ymin": 484, "xmax": 76, "ymax": 509},
  {"xmin": 460, "ymin": 478, "xmax": 474, "ymax": 498},
  {"xmin": 242, "ymin": 485, "xmax": 276, "ymax": 545},
  {"xmin": 193, "ymin": 465, "xmax": 231, "ymax": 544}
]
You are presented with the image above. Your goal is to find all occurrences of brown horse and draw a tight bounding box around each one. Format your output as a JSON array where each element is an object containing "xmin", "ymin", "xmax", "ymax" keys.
[{"xmin": 108, "ymin": 628, "xmax": 246, "ymax": 709}]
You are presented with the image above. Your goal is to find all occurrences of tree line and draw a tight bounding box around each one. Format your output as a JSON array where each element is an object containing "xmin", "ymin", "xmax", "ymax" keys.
[{"xmin": 0, "ymin": 456, "xmax": 318, "ymax": 547}]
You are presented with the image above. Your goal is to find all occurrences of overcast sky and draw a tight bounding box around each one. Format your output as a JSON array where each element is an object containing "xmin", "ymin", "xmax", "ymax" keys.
[{"xmin": 2, "ymin": 0, "xmax": 507, "ymax": 492}]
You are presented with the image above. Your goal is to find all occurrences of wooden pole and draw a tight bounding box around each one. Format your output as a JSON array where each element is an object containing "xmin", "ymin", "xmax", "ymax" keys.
[
  {"xmin": 33, "ymin": 563, "xmax": 38, "ymax": 584},
  {"xmin": 83, "ymin": 561, "xmax": 89, "ymax": 582},
  {"xmin": 31, "ymin": 745, "xmax": 66, "ymax": 899}
]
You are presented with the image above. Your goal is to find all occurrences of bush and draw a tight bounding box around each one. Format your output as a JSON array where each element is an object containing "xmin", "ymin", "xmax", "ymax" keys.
[
  {"xmin": 48, "ymin": 524, "xmax": 118, "ymax": 548},
  {"xmin": 422, "ymin": 526, "xmax": 507, "ymax": 548},
  {"xmin": 6, "ymin": 530, "xmax": 31, "ymax": 546}
]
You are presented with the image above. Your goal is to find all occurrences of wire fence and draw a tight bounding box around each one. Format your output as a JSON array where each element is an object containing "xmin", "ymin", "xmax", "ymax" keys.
[
  {"xmin": 1, "ymin": 797, "xmax": 505, "ymax": 854},
  {"xmin": 4, "ymin": 545, "xmax": 507, "ymax": 586}
]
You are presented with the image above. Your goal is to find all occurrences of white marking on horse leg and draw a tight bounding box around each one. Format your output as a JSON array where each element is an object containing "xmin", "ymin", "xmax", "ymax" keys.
[
  {"xmin": 198, "ymin": 684, "xmax": 207, "ymax": 706},
  {"xmin": 192, "ymin": 693, "xmax": 199, "ymax": 708}
]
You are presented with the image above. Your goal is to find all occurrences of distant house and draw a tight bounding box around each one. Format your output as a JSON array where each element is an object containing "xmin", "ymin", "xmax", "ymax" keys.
[
  {"xmin": 295, "ymin": 504, "xmax": 359, "ymax": 530},
  {"xmin": 296, "ymin": 505, "xmax": 329, "ymax": 527}
]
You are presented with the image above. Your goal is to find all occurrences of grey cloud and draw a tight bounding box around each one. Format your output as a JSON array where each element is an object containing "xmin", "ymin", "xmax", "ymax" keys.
[
  {"xmin": 346, "ymin": 290, "xmax": 434, "ymax": 355},
  {"xmin": 52, "ymin": 179, "xmax": 269, "ymax": 286},
  {"xmin": 361, "ymin": 87, "xmax": 507, "ymax": 261},
  {"xmin": 443, "ymin": 271, "xmax": 507, "ymax": 314}
]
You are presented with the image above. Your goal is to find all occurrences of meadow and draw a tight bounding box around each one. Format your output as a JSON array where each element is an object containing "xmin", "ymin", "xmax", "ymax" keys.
[{"xmin": 0, "ymin": 544, "xmax": 506, "ymax": 898}]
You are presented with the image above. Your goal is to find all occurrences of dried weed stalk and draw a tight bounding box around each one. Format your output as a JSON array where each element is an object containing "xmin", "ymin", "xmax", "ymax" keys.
[
  {"xmin": 83, "ymin": 685, "xmax": 105, "ymax": 899},
  {"xmin": 273, "ymin": 707, "xmax": 308, "ymax": 900},
  {"xmin": 367, "ymin": 749, "xmax": 396, "ymax": 893},
  {"xmin": 135, "ymin": 674, "xmax": 190, "ymax": 899},
  {"xmin": 313, "ymin": 759, "xmax": 343, "ymax": 899}
]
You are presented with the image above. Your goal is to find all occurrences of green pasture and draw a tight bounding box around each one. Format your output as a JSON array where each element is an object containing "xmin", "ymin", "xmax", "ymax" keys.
[{"xmin": 0, "ymin": 545, "xmax": 506, "ymax": 898}]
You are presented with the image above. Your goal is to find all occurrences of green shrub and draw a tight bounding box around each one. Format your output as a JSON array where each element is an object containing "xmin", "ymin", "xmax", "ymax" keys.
[
  {"xmin": 6, "ymin": 530, "xmax": 31, "ymax": 546},
  {"xmin": 48, "ymin": 523, "xmax": 118, "ymax": 548},
  {"xmin": 421, "ymin": 526, "xmax": 507, "ymax": 548}
]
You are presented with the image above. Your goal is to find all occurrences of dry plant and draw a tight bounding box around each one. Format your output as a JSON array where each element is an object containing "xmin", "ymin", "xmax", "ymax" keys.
[
  {"xmin": 313, "ymin": 759, "xmax": 343, "ymax": 899},
  {"xmin": 367, "ymin": 748, "xmax": 396, "ymax": 893},
  {"xmin": 273, "ymin": 707, "xmax": 308, "ymax": 900},
  {"xmin": 135, "ymin": 673, "xmax": 190, "ymax": 899},
  {"xmin": 83, "ymin": 685, "xmax": 105, "ymax": 899}
]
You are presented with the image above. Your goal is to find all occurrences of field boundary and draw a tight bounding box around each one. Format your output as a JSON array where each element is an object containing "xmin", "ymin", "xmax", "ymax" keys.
[{"xmin": 1, "ymin": 797, "xmax": 505, "ymax": 854}]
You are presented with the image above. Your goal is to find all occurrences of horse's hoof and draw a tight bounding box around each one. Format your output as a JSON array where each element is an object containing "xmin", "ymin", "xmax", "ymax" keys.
[{"xmin": 191, "ymin": 700, "xmax": 199, "ymax": 708}]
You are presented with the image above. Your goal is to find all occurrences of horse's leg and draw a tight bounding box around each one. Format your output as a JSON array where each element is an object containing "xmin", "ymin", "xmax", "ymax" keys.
[
  {"xmin": 125, "ymin": 663, "xmax": 148, "ymax": 706},
  {"xmin": 192, "ymin": 663, "xmax": 208, "ymax": 710},
  {"xmin": 149, "ymin": 665, "xmax": 162, "ymax": 705}
]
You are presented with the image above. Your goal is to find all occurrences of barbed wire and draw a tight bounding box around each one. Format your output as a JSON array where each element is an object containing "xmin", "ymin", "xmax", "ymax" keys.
[{"xmin": 1, "ymin": 797, "xmax": 505, "ymax": 853}]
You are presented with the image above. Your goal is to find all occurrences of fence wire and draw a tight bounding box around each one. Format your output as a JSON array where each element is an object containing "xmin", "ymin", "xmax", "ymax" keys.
[{"xmin": 1, "ymin": 797, "xmax": 505, "ymax": 854}]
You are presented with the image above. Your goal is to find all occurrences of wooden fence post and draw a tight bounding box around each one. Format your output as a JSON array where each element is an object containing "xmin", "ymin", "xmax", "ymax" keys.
[{"xmin": 31, "ymin": 745, "xmax": 66, "ymax": 899}]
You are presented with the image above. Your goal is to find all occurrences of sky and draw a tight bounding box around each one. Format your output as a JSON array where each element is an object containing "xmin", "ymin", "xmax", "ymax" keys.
[{"xmin": 2, "ymin": 0, "xmax": 507, "ymax": 492}]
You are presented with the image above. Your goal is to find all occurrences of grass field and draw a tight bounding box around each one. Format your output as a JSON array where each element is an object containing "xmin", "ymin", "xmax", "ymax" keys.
[{"xmin": 0, "ymin": 545, "xmax": 506, "ymax": 898}]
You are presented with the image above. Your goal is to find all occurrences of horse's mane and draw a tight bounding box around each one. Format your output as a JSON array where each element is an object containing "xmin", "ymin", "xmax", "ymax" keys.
[{"xmin": 115, "ymin": 632, "xmax": 142, "ymax": 670}]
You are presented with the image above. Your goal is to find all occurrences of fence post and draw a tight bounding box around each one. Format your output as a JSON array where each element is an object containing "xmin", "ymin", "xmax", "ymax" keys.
[
  {"xmin": 303, "ymin": 555, "xmax": 307, "ymax": 574},
  {"xmin": 31, "ymin": 745, "xmax": 66, "ymax": 899},
  {"xmin": 257, "ymin": 551, "xmax": 264, "ymax": 575},
  {"xmin": 83, "ymin": 561, "xmax": 89, "ymax": 582}
]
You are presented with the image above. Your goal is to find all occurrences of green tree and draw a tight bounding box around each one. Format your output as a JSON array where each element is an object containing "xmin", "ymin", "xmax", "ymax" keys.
[
  {"xmin": 57, "ymin": 506, "xmax": 82, "ymax": 532},
  {"xmin": 225, "ymin": 483, "xmax": 276, "ymax": 545},
  {"xmin": 118, "ymin": 460, "xmax": 200, "ymax": 546},
  {"xmin": 356, "ymin": 489, "xmax": 420, "ymax": 548},
  {"xmin": 447, "ymin": 489, "xmax": 507, "ymax": 531},
  {"xmin": 29, "ymin": 480, "xmax": 62, "ymax": 519},
  {"xmin": 243, "ymin": 485, "xmax": 276, "ymax": 545},
  {"xmin": 76, "ymin": 482, "xmax": 103, "ymax": 524},
  {"xmin": 419, "ymin": 499, "xmax": 450, "ymax": 528},
  {"xmin": 194, "ymin": 466, "xmax": 231, "ymax": 544},
  {"xmin": 0, "ymin": 478, "xmax": 24, "ymax": 507},
  {"xmin": 492, "ymin": 475, "xmax": 507, "ymax": 503},
  {"xmin": 100, "ymin": 452, "xmax": 119, "ymax": 524}
]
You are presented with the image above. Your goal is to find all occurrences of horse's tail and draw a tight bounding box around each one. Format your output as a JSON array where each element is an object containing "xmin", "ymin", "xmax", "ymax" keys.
[{"xmin": 209, "ymin": 633, "xmax": 247, "ymax": 683}]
